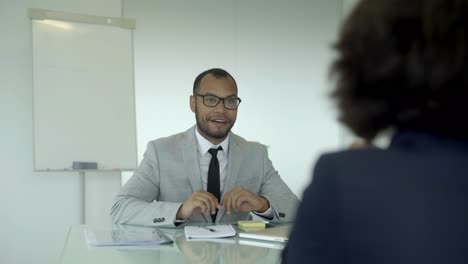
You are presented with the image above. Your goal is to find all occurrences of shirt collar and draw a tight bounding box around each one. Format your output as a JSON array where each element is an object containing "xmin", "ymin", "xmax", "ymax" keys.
[{"xmin": 195, "ymin": 127, "xmax": 230, "ymax": 156}]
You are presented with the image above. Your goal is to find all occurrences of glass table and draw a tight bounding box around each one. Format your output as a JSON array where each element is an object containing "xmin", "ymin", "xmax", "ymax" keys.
[{"xmin": 60, "ymin": 225, "xmax": 285, "ymax": 264}]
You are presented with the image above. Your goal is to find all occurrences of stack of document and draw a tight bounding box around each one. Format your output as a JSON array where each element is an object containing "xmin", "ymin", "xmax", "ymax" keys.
[
  {"xmin": 85, "ymin": 226, "xmax": 173, "ymax": 247},
  {"xmin": 184, "ymin": 225, "xmax": 236, "ymax": 239},
  {"xmin": 238, "ymin": 238, "xmax": 285, "ymax": 250},
  {"xmin": 238, "ymin": 225, "xmax": 291, "ymax": 243}
]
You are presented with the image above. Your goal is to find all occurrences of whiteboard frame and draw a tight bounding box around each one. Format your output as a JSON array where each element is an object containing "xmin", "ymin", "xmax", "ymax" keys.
[
  {"xmin": 30, "ymin": 9, "xmax": 138, "ymax": 172},
  {"xmin": 29, "ymin": 8, "xmax": 135, "ymax": 29}
]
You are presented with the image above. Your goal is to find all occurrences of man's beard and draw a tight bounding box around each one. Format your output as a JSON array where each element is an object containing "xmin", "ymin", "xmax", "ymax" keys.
[{"xmin": 195, "ymin": 109, "xmax": 233, "ymax": 139}]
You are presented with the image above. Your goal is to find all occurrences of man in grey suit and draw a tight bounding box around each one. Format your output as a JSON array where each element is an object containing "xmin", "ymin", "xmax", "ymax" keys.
[{"xmin": 111, "ymin": 68, "xmax": 298, "ymax": 227}]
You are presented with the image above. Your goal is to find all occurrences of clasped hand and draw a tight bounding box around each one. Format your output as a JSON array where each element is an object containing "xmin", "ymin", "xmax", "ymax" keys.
[{"xmin": 176, "ymin": 187, "xmax": 269, "ymax": 220}]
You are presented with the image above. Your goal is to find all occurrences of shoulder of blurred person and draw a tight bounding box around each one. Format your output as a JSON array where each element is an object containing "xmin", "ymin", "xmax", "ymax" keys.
[{"xmin": 284, "ymin": 0, "xmax": 468, "ymax": 263}]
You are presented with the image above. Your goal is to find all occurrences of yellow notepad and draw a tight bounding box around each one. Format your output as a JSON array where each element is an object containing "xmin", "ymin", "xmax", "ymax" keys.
[{"xmin": 238, "ymin": 220, "xmax": 266, "ymax": 231}]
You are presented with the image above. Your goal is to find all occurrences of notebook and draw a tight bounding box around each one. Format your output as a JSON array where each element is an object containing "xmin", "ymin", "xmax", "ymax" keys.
[
  {"xmin": 184, "ymin": 225, "xmax": 236, "ymax": 239},
  {"xmin": 238, "ymin": 225, "xmax": 291, "ymax": 243}
]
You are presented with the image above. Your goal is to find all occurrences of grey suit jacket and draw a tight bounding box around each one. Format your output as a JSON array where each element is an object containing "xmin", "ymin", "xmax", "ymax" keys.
[{"xmin": 111, "ymin": 126, "xmax": 298, "ymax": 227}]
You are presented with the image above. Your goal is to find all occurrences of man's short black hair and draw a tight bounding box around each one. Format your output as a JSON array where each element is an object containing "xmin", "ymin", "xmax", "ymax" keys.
[
  {"xmin": 331, "ymin": 0, "xmax": 468, "ymax": 140},
  {"xmin": 193, "ymin": 68, "xmax": 237, "ymax": 94}
]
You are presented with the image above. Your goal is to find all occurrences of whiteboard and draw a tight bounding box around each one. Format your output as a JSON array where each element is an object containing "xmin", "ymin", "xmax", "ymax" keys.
[{"xmin": 32, "ymin": 14, "xmax": 138, "ymax": 171}]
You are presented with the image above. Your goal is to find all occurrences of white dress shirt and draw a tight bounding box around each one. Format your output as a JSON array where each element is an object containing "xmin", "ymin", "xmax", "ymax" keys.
[
  {"xmin": 195, "ymin": 129, "xmax": 229, "ymax": 193},
  {"xmin": 195, "ymin": 129, "xmax": 273, "ymax": 219}
]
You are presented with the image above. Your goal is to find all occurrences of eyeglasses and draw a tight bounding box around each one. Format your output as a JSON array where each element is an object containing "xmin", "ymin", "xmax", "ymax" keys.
[{"xmin": 194, "ymin": 93, "xmax": 242, "ymax": 110}]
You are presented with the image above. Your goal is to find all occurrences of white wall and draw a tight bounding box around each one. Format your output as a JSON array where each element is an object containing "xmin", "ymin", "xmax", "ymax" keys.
[
  {"xmin": 343, "ymin": 0, "xmax": 360, "ymax": 16},
  {"xmin": 125, "ymin": 0, "xmax": 343, "ymax": 197},
  {"xmin": 0, "ymin": 1, "xmax": 121, "ymax": 264}
]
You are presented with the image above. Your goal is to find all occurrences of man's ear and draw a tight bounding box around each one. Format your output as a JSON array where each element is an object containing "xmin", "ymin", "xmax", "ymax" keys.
[{"xmin": 190, "ymin": 95, "xmax": 196, "ymax": 113}]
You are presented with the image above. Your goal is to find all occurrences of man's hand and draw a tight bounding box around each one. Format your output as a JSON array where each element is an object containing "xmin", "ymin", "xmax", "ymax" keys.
[
  {"xmin": 221, "ymin": 187, "xmax": 269, "ymax": 215},
  {"xmin": 176, "ymin": 190, "xmax": 220, "ymax": 220}
]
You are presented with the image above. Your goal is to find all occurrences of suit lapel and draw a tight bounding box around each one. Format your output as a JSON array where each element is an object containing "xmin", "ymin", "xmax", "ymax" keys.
[
  {"xmin": 217, "ymin": 133, "xmax": 242, "ymax": 222},
  {"xmin": 181, "ymin": 126, "xmax": 210, "ymax": 223}
]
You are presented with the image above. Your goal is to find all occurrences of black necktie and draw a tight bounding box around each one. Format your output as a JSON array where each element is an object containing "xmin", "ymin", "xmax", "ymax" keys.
[{"xmin": 207, "ymin": 146, "xmax": 222, "ymax": 223}]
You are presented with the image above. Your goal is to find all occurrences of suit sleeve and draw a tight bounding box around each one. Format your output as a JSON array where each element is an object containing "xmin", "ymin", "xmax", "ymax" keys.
[
  {"xmin": 110, "ymin": 141, "xmax": 182, "ymax": 227},
  {"xmin": 258, "ymin": 146, "xmax": 299, "ymax": 223},
  {"xmin": 283, "ymin": 154, "xmax": 344, "ymax": 264}
]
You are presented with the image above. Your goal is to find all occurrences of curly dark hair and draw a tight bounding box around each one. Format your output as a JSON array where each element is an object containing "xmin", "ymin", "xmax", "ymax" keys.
[
  {"xmin": 332, "ymin": 0, "xmax": 468, "ymax": 140},
  {"xmin": 193, "ymin": 68, "xmax": 237, "ymax": 94}
]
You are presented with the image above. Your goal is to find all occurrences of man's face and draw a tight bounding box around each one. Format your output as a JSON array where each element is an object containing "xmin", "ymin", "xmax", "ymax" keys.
[{"xmin": 190, "ymin": 74, "xmax": 238, "ymax": 144}]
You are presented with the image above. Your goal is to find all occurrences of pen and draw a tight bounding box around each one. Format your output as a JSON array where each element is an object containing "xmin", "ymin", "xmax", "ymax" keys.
[{"xmin": 202, "ymin": 227, "xmax": 217, "ymax": 232}]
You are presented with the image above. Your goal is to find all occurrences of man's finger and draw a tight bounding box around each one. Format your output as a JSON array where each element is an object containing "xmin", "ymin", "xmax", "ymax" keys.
[
  {"xmin": 229, "ymin": 191, "xmax": 240, "ymax": 212},
  {"xmin": 235, "ymin": 195, "xmax": 250, "ymax": 209},
  {"xmin": 194, "ymin": 192, "xmax": 219, "ymax": 210},
  {"xmin": 192, "ymin": 198, "xmax": 208, "ymax": 214},
  {"xmin": 222, "ymin": 192, "xmax": 232, "ymax": 215},
  {"xmin": 206, "ymin": 194, "xmax": 218, "ymax": 215}
]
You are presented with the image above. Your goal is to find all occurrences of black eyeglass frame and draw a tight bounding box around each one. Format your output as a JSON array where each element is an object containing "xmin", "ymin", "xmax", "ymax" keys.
[{"xmin": 194, "ymin": 93, "xmax": 242, "ymax": 110}]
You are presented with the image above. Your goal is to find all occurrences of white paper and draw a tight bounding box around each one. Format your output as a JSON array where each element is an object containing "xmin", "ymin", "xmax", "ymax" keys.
[
  {"xmin": 85, "ymin": 226, "xmax": 173, "ymax": 247},
  {"xmin": 184, "ymin": 225, "xmax": 236, "ymax": 239}
]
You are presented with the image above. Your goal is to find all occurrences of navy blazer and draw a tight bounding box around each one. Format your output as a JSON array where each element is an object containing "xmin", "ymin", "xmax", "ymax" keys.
[{"xmin": 284, "ymin": 131, "xmax": 468, "ymax": 264}]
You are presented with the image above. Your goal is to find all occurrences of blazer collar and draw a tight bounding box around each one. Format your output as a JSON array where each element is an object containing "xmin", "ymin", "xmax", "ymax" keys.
[
  {"xmin": 181, "ymin": 126, "xmax": 203, "ymax": 193},
  {"xmin": 216, "ymin": 132, "xmax": 242, "ymax": 221},
  {"xmin": 181, "ymin": 126, "xmax": 210, "ymax": 222}
]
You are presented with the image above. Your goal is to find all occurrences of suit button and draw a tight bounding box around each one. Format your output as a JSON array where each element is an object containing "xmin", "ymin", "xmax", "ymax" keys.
[
  {"xmin": 161, "ymin": 217, "xmax": 165, "ymax": 222},
  {"xmin": 279, "ymin": 212, "xmax": 286, "ymax": 218},
  {"xmin": 153, "ymin": 218, "xmax": 158, "ymax": 223}
]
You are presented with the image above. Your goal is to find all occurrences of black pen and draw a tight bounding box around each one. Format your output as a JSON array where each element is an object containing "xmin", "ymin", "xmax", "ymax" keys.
[{"xmin": 201, "ymin": 227, "xmax": 217, "ymax": 232}]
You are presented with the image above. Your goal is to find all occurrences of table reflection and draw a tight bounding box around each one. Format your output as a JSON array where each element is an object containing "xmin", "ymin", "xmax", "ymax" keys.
[{"xmin": 176, "ymin": 236, "xmax": 274, "ymax": 264}]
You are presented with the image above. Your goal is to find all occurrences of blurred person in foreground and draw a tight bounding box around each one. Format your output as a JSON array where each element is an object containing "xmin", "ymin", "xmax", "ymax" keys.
[{"xmin": 283, "ymin": 0, "xmax": 468, "ymax": 263}]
